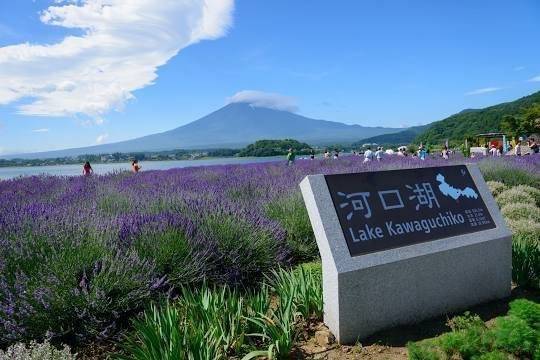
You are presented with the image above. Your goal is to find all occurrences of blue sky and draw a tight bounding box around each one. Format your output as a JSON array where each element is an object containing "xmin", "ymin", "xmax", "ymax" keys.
[{"xmin": 0, "ymin": 0, "xmax": 539, "ymax": 155}]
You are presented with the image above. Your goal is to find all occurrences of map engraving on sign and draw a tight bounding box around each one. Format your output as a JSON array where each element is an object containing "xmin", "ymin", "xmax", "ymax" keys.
[{"xmin": 325, "ymin": 165, "xmax": 496, "ymax": 257}]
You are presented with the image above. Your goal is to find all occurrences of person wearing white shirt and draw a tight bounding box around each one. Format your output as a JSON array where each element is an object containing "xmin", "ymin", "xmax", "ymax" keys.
[
  {"xmin": 364, "ymin": 147, "xmax": 374, "ymax": 163},
  {"xmin": 375, "ymin": 147, "xmax": 384, "ymax": 161}
]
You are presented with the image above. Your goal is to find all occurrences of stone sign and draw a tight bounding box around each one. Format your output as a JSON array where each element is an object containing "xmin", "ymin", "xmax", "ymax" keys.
[
  {"xmin": 300, "ymin": 164, "xmax": 511, "ymax": 343},
  {"xmin": 326, "ymin": 165, "xmax": 496, "ymax": 256}
]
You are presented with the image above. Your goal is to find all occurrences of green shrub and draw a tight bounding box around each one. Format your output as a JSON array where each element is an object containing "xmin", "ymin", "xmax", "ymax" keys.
[
  {"xmin": 505, "ymin": 218, "xmax": 540, "ymax": 235},
  {"xmin": 202, "ymin": 215, "xmax": 279, "ymax": 285},
  {"xmin": 408, "ymin": 301, "xmax": 540, "ymax": 360},
  {"xmin": 0, "ymin": 341, "xmax": 75, "ymax": 360},
  {"xmin": 513, "ymin": 184, "xmax": 540, "ymax": 206},
  {"xmin": 134, "ymin": 229, "xmax": 205, "ymax": 287},
  {"xmin": 474, "ymin": 350, "xmax": 510, "ymax": 360},
  {"xmin": 512, "ymin": 235, "xmax": 540, "ymax": 288},
  {"xmin": 491, "ymin": 316, "xmax": 537, "ymax": 356},
  {"xmin": 508, "ymin": 299, "xmax": 540, "ymax": 329},
  {"xmin": 98, "ymin": 192, "xmax": 132, "ymax": 215},
  {"xmin": 437, "ymin": 327, "xmax": 486, "ymax": 359},
  {"xmin": 501, "ymin": 203, "xmax": 540, "ymax": 222},
  {"xmin": 266, "ymin": 193, "xmax": 318, "ymax": 263},
  {"xmin": 407, "ymin": 341, "xmax": 440, "ymax": 360},
  {"xmin": 496, "ymin": 188, "xmax": 530, "ymax": 208},
  {"xmin": 486, "ymin": 181, "xmax": 508, "ymax": 197},
  {"xmin": 510, "ymin": 217, "xmax": 540, "ymax": 288},
  {"xmin": 1, "ymin": 231, "xmax": 155, "ymax": 343},
  {"xmin": 479, "ymin": 163, "xmax": 540, "ymax": 188}
]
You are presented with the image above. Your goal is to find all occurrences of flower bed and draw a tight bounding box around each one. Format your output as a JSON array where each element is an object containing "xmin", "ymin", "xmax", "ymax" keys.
[{"xmin": 0, "ymin": 154, "xmax": 538, "ymax": 352}]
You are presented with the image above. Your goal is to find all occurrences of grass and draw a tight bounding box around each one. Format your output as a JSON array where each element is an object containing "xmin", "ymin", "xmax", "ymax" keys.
[{"xmin": 116, "ymin": 263, "xmax": 324, "ymax": 359}]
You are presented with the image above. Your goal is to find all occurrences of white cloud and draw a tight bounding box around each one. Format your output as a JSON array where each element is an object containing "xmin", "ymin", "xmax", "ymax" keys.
[
  {"xmin": 0, "ymin": 0, "xmax": 234, "ymax": 118},
  {"xmin": 465, "ymin": 87, "xmax": 502, "ymax": 96},
  {"xmin": 529, "ymin": 75, "xmax": 540, "ymax": 82},
  {"xmin": 228, "ymin": 90, "xmax": 298, "ymax": 112},
  {"xmin": 514, "ymin": 66, "xmax": 525, "ymax": 71},
  {"xmin": 96, "ymin": 132, "xmax": 108, "ymax": 144},
  {"xmin": 32, "ymin": 128, "xmax": 50, "ymax": 132}
]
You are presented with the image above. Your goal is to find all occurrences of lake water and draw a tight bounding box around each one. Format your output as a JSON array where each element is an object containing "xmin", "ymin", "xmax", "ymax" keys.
[{"xmin": 0, "ymin": 156, "xmax": 286, "ymax": 180}]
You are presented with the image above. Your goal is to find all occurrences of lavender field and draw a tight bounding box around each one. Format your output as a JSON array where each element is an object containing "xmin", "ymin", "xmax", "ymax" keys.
[{"xmin": 1, "ymin": 155, "xmax": 539, "ymax": 350}]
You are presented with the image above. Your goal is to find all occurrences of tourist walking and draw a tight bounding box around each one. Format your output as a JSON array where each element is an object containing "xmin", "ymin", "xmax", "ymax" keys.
[
  {"xmin": 375, "ymin": 147, "xmax": 384, "ymax": 161},
  {"xmin": 418, "ymin": 145, "xmax": 427, "ymax": 160},
  {"xmin": 82, "ymin": 161, "xmax": 93, "ymax": 176},
  {"xmin": 287, "ymin": 148, "xmax": 296, "ymax": 166},
  {"xmin": 441, "ymin": 145, "xmax": 449, "ymax": 160},
  {"xmin": 333, "ymin": 149, "xmax": 339, "ymax": 159},
  {"xmin": 132, "ymin": 159, "xmax": 142, "ymax": 173},
  {"xmin": 363, "ymin": 147, "xmax": 374, "ymax": 163},
  {"xmin": 324, "ymin": 149, "xmax": 330, "ymax": 159},
  {"xmin": 489, "ymin": 144, "xmax": 500, "ymax": 157},
  {"xmin": 310, "ymin": 149, "xmax": 315, "ymax": 160},
  {"xmin": 529, "ymin": 138, "xmax": 539, "ymax": 154},
  {"xmin": 515, "ymin": 138, "xmax": 522, "ymax": 156}
]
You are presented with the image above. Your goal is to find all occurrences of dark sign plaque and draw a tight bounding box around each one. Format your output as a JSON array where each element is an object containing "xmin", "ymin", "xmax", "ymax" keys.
[{"xmin": 325, "ymin": 165, "xmax": 496, "ymax": 257}]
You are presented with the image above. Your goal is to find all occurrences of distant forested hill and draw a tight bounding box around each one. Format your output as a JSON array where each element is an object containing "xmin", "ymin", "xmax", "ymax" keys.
[
  {"xmin": 414, "ymin": 91, "xmax": 540, "ymax": 145},
  {"xmin": 238, "ymin": 139, "xmax": 312, "ymax": 157},
  {"xmin": 352, "ymin": 124, "xmax": 430, "ymax": 147}
]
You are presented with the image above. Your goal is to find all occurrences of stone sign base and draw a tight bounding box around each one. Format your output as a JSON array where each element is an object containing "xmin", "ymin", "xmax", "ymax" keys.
[{"xmin": 300, "ymin": 165, "xmax": 511, "ymax": 344}]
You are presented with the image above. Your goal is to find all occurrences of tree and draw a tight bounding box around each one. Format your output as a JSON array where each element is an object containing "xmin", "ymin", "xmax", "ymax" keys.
[
  {"xmin": 501, "ymin": 115, "xmax": 521, "ymax": 140},
  {"xmin": 501, "ymin": 104, "xmax": 540, "ymax": 140},
  {"xmin": 522, "ymin": 104, "xmax": 540, "ymax": 135}
]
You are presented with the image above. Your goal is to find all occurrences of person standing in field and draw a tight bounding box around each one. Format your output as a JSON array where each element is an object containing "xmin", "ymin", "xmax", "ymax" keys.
[
  {"xmin": 132, "ymin": 159, "xmax": 142, "ymax": 173},
  {"xmin": 441, "ymin": 145, "xmax": 449, "ymax": 159},
  {"xmin": 82, "ymin": 161, "xmax": 93, "ymax": 176},
  {"xmin": 529, "ymin": 138, "xmax": 538, "ymax": 154},
  {"xmin": 324, "ymin": 149, "xmax": 330, "ymax": 158},
  {"xmin": 375, "ymin": 147, "xmax": 384, "ymax": 161},
  {"xmin": 310, "ymin": 149, "xmax": 315, "ymax": 160},
  {"xmin": 333, "ymin": 149, "xmax": 339, "ymax": 159},
  {"xmin": 515, "ymin": 138, "xmax": 522, "ymax": 156},
  {"xmin": 363, "ymin": 147, "xmax": 374, "ymax": 163},
  {"xmin": 419, "ymin": 145, "xmax": 428, "ymax": 160},
  {"xmin": 287, "ymin": 148, "xmax": 296, "ymax": 166}
]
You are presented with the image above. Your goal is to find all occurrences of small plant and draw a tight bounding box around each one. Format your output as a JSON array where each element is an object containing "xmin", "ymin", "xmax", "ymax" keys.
[
  {"xmin": 479, "ymin": 162, "xmax": 540, "ymax": 188},
  {"xmin": 408, "ymin": 300, "xmax": 540, "ymax": 359},
  {"xmin": 501, "ymin": 203, "xmax": 540, "ymax": 222},
  {"xmin": 474, "ymin": 350, "xmax": 510, "ymax": 360},
  {"xmin": 437, "ymin": 327, "xmax": 486, "ymax": 359},
  {"xmin": 508, "ymin": 299, "xmax": 540, "ymax": 329},
  {"xmin": 486, "ymin": 181, "xmax": 507, "ymax": 197},
  {"xmin": 0, "ymin": 340, "xmax": 75, "ymax": 360},
  {"xmin": 496, "ymin": 188, "xmax": 530, "ymax": 208},
  {"xmin": 118, "ymin": 284, "xmax": 248, "ymax": 360},
  {"xmin": 244, "ymin": 294, "xmax": 298, "ymax": 359},
  {"xmin": 446, "ymin": 311, "xmax": 485, "ymax": 331},
  {"xmin": 512, "ymin": 184, "xmax": 540, "ymax": 206},
  {"xmin": 512, "ymin": 232, "xmax": 540, "ymax": 288},
  {"xmin": 116, "ymin": 303, "xmax": 186, "ymax": 360},
  {"xmin": 267, "ymin": 265, "xmax": 323, "ymax": 320},
  {"xmin": 491, "ymin": 316, "xmax": 537, "ymax": 356},
  {"xmin": 406, "ymin": 341, "xmax": 440, "ymax": 360}
]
